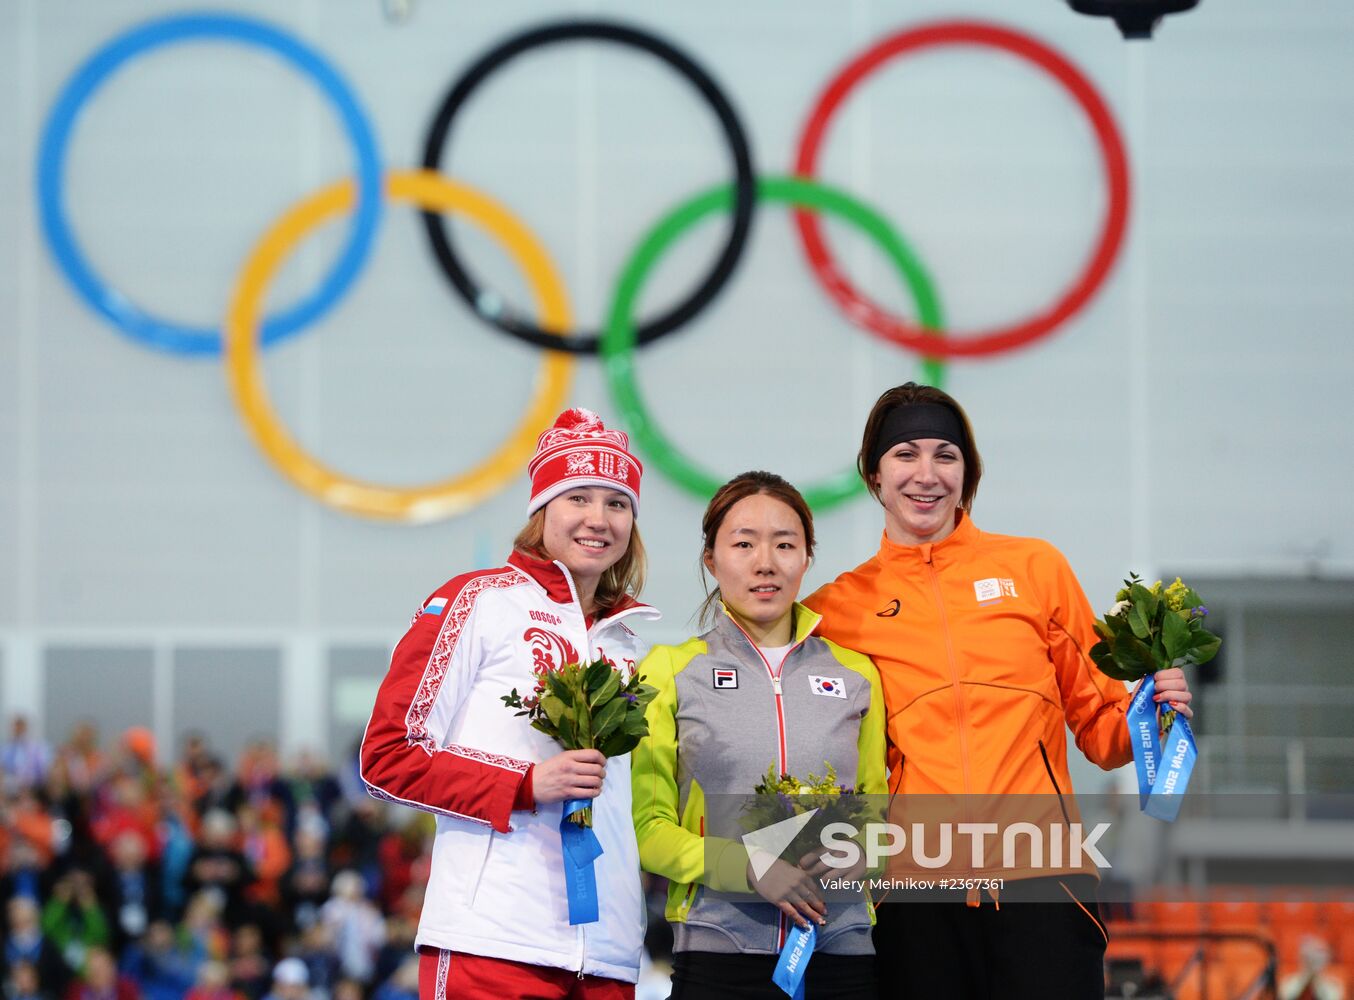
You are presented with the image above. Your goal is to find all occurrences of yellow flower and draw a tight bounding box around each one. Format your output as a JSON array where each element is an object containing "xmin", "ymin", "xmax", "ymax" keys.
[{"xmin": 1163, "ymin": 578, "xmax": 1191, "ymax": 612}]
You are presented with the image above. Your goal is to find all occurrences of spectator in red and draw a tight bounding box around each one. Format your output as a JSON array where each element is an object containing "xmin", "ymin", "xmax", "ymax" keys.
[
  {"xmin": 183, "ymin": 962, "xmax": 239, "ymax": 1000},
  {"xmin": 373, "ymin": 816, "xmax": 429, "ymax": 917},
  {"xmin": 90, "ymin": 777, "xmax": 160, "ymax": 866},
  {"xmin": 61, "ymin": 948, "xmax": 135, "ymax": 1000}
]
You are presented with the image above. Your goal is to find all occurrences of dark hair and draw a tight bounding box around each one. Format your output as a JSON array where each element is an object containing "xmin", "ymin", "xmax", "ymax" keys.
[
  {"xmin": 857, "ymin": 383, "xmax": 983, "ymax": 511},
  {"xmin": 697, "ymin": 471, "xmax": 815, "ymax": 627},
  {"xmin": 513, "ymin": 509, "xmax": 646, "ymax": 615}
]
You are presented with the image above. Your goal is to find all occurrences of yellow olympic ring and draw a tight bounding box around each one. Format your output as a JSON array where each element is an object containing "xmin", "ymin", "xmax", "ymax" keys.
[{"xmin": 225, "ymin": 169, "xmax": 574, "ymax": 522}]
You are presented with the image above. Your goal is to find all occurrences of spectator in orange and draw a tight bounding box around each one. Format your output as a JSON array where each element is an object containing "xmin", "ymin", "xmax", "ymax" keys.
[
  {"xmin": 238, "ymin": 805, "xmax": 290, "ymax": 910},
  {"xmin": 53, "ymin": 724, "xmax": 104, "ymax": 799}
]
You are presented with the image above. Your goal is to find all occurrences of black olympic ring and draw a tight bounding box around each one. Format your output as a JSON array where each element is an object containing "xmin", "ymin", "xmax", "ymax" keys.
[{"xmin": 419, "ymin": 19, "xmax": 757, "ymax": 355}]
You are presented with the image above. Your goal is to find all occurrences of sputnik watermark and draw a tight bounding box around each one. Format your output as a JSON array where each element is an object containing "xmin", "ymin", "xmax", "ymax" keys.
[{"xmin": 816, "ymin": 821, "xmax": 1113, "ymax": 871}]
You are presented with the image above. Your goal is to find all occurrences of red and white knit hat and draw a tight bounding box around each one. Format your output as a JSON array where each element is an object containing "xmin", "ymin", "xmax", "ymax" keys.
[{"xmin": 527, "ymin": 408, "xmax": 643, "ymax": 516}]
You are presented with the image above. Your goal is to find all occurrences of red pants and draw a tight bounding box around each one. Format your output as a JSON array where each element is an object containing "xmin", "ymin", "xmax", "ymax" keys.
[{"xmin": 418, "ymin": 949, "xmax": 635, "ymax": 1000}]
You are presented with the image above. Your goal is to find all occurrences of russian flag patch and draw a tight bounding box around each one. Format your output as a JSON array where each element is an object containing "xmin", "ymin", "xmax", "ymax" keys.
[
  {"xmin": 810, "ymin": 675, "xmax": 846, "ymax": 699},
  {"xmin": 421, "ymin": 597, "xmax": 448, "ymax": 618}
]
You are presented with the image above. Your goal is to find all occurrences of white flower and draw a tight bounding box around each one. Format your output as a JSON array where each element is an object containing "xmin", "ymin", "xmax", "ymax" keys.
[{"xmin": 1106, "ymin": 600, "xmax": 1132, "ymax": 617}]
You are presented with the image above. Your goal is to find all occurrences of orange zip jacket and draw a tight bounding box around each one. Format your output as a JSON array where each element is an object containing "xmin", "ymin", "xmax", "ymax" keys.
[{"xmin": 805, "ymin": 514, "xmax": 1131, "ymax": 802}]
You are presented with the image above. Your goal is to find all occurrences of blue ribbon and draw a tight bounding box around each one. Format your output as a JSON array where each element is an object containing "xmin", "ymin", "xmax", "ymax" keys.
[
  {"xmin": 560, "ymin": 799, "xmax": 603, "ymax": 925},
  {"xmin": 772, "ymin": 923, "xmax": 815, "ymax": 999},
  {"xmin": 1126, "ymin": 674, "xmax": 1197, "ymax": 823}
]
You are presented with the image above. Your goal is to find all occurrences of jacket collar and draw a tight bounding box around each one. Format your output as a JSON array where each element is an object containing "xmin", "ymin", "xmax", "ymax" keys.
[
  {"xmin": 507, "ymin": 550, "xmax": 659, "ymax": 624},
  {"xmin": 878, "ymin": 510, "xmax": 979, "ymax": 566},
  {"xmin": 714, "ymin": 600, "xmax": 821, "ymax": 648}
]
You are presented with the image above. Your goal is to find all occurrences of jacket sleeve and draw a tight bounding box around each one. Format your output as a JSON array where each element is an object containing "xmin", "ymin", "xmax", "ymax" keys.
[
  {"xmin": 1043, "ymin": 548, "xmax": 1133, "ymax": 770},
  {"xmin": 359, "ymin": 579, "xmax": 531, "ymax": 833},
  {"xmin": 856, "ymin": 655, "xmax": 889, "ymax": 797},
  {"xmin": 631, "ymin": 645, "xmax": 749, "ymax": 892}
]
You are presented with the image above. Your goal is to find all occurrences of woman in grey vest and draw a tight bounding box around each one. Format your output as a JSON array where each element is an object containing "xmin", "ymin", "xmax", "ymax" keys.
[{"xmin": 632, "ymin": 471, "xmax": 887, "ymax": 999}]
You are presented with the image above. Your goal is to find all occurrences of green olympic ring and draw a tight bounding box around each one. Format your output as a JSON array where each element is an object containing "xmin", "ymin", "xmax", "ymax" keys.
[{"xmin": 602, "ymin": 174, "xmax": 945, "ymax": 510}]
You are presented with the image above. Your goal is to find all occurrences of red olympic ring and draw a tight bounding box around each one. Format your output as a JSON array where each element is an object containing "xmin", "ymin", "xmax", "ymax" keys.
[{"xmin": 792, "ymin": 20, "xmax": 1131, "ymax": 359}]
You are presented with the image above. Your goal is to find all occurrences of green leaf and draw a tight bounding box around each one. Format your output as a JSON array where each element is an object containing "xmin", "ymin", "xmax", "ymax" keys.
[
  {"xmin": 589, "ymin": 671, "xmax": 621, "ymax": 709},
  {"xmin": 544, "ymin": 671, "xmax": 571, "ymax": 702},
  {"xmin": 1127, "ymin": 602, "xmax": 1151, "ymax": 640},
  {"xmin": 1162, "ymin": 609, "xmax": 1191, "ymax": 661},
  {"xmin": 584, "ymin": 659, "xmax": 611, "ymax": 693},
  {"xmin": 600, "ymin": 732, "xmax": 639, "ymax": 758},
  {"xmin": 621, "ymin": 710, "xmax": 650, "ymax": 738},
  {"xmin": 593, "ymin": 697, "xmax": 627, "ymax": 741},
  {"xmin": 540, "ymin": 694, "xmax": 568, "ymax": 727},
  {"xmin": 1129, "ymin": 583, "xmax": 1160, "ymax": 622},
  {"xmin": 1186, "ymin": 632, "xmax": 1221, "ymax": 666}
]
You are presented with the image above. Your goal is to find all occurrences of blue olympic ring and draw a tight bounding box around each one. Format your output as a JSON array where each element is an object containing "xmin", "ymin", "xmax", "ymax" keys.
[{"xmin": 36, "ymin": 12, "xmax": 383, "ymax": 357}]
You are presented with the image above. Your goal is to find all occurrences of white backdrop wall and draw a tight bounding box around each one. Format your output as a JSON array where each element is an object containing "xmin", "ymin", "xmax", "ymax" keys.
[{"xmin": 2, "ymin": 1, "xmax": 1351, "ymax": 765}]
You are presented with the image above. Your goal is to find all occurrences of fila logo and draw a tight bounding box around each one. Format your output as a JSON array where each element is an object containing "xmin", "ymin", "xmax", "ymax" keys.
[
  {"xmin": 713, "ymin": 668, "xmax": 738, "ymax": 690},
  {"xmin": 876, "ymin": 599, "xmax": 901, "ymax": 618},
  {"xmin": 974, "ymin": 578, "xmax": 1018, "ymax": 605}
]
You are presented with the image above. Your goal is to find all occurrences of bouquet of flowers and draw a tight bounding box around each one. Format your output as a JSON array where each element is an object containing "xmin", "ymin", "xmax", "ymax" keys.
[
  {"xmin": 502, "ymin": 658, "xmax": 656, "ymax": 827},
  {"xmin": 1090, "ymin": 575, "xmax": 1220, "ymax": 821},
  {"xmin": 1089, "ymin": 574, "xmax": 1220, "ymax": 681},
  {"xmin": 741, "ymin": 763, "xmax": 874, "ymax": 869}
]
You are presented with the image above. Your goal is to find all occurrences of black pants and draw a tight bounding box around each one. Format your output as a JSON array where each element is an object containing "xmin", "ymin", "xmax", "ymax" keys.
[
  {"xmin": 670, "ymin": 950, "xmax": 877, "ymax": 999},
  {"xmin": 871, "ymin": 877, "xmax": 1108, "ymax": 1000}
]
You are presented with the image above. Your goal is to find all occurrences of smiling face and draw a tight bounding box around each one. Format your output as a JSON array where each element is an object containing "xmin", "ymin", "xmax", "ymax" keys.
[
  {"xmin": 873, "ymin": 437, "xmax": 965, "ymax": 546},
  {"xmin": 541, "ymin": 486, "xmax": 634, "ymax": 609},
  {"xmin": 703, "ymin": 493, "xmax": 809, "ymax": 647}
]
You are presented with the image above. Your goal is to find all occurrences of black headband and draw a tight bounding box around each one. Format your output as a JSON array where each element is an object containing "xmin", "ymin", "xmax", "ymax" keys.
[{"xmin": 870, "ymin": 403, "xmax": 967, "ymax": 466}]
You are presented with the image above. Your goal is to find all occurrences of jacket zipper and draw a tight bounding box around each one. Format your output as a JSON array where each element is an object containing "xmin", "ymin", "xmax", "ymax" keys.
[
  {"xmin": 924, "ymin": 552, "xmax": 974, "ymax": 796},
  {"xmin": 725, "ymin": 615, "xmax": 809, "ymax": 952},
  {"xmin": 1037, "ymin": 739, "xmax": 1073, "ymax": 826}
]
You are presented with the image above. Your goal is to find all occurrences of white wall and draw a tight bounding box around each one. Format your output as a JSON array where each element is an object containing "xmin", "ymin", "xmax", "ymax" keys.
[{"xmin": 2, "ymin": 0, "xmax": 1351, "ymax": 762}]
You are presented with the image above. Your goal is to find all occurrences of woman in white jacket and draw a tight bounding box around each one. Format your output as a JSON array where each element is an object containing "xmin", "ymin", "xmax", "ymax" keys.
[{"xmin": 360, "ymin": 409, "xmax": 659, "ymax": 1000}]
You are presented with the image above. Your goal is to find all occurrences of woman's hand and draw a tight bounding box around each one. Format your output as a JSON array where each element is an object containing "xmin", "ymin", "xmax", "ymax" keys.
[
  {"xmin": 1151, "ymin": 667, "xmax": 1194, "ymax": 720},
  {"xmin": 746, "ymin": 855, "xmax": 827, "ymax": 930},
  {"xmin": 799, "ymin": 847, "xmax": 868, "ymax": 885},
  {"xmin": 532, "ymin": 749, "xmax": 608, "ymax": 804}
]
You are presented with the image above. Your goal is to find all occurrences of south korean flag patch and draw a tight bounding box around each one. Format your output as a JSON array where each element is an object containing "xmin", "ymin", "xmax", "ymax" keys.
[{"xmin": 810, "ymin": 675, "xmax": 847, "ymax": 699}]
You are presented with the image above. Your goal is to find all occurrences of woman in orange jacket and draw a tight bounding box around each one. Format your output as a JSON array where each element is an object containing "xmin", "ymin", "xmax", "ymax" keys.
[{"xmin": 804, "ymin": 382, "xmax": 1193, "ymax": 1000}]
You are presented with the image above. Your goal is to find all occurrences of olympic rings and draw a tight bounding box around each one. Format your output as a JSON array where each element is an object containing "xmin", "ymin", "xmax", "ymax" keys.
[
  {"xmin": 40, "ymin": 14, "xmax": 1130, "ymax": 521},
  {"xmin": 37, "ymin": 12, "xmax": 382, "ymax": 357},
  {"xmin": 225, "ymin": 169, "xmax": 574, "ymax": 522},
  {"xmin": 602, "ymin": 175, "xmax": 946, "ymax": 510},
  {"xmin": 792, "ymin": 20, "xmax": 1130, "ymax": 358},
  {"xmin": 420, "ymin": 20, "xmax": 756, "ymax": 355}
]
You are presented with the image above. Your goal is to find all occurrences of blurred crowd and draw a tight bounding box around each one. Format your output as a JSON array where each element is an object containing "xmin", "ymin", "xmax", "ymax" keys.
[{"xmin": 0, "ymin": 715, "xmax": 431, "ymax": 1000}]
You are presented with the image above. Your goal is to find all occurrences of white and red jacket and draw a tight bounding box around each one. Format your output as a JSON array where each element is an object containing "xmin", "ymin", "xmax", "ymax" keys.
[{"xmin": 360, "ymin": 551, "xmax": 660, "ymax": 983}]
